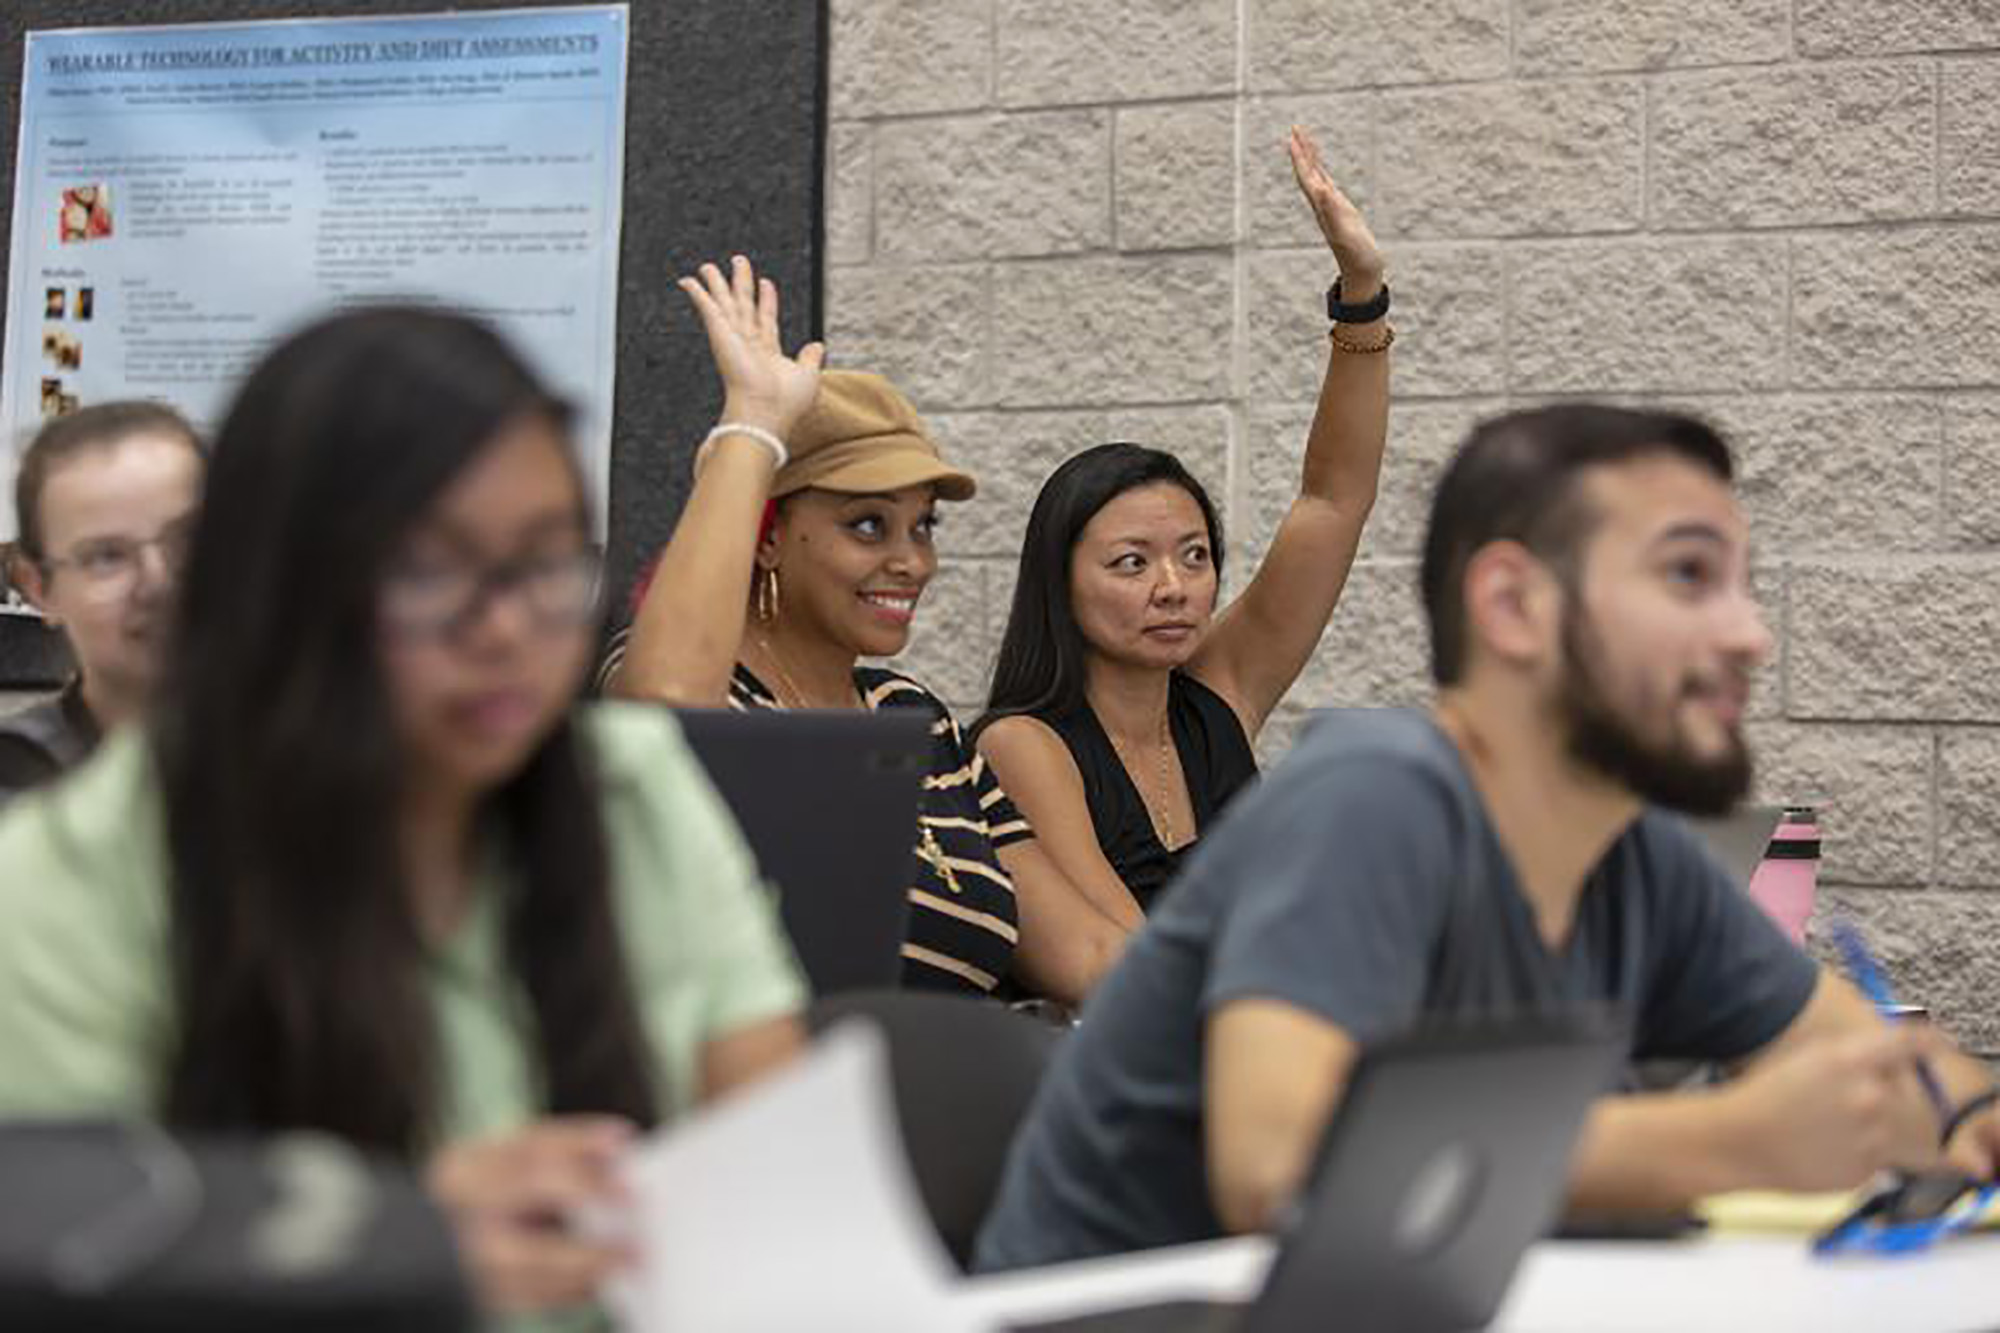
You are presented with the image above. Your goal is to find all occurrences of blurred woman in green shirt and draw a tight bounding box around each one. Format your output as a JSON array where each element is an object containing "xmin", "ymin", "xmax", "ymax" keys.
[{"xmin": 0, "ymin": 308, "xmax": 807, "ymax": 1320}]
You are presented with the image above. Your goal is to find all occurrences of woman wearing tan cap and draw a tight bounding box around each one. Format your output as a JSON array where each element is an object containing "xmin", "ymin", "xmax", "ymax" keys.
[{"xmin": 604, "ymin": 257, "xmax": 1110, "ymax": 1004}]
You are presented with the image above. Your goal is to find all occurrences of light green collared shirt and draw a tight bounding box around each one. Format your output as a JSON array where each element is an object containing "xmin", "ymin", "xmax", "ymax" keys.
[{"xmin": 0, "ymin": 702, "xmax": 807, "ymax": 1137}]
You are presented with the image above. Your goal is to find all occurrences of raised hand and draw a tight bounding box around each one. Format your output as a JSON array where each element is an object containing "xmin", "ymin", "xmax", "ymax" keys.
[
  {"xmin": 679, "ymin": 254, "xmax": 825, "ymax": 439},
  {"xmin": 1287, "ymin": 126, "xmax": 1383, "ymax": 288}
]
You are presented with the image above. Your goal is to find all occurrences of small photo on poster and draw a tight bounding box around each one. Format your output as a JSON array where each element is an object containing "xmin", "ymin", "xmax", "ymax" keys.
[
  {"xmin": 44, "ymin": 287, "xmax": 64, "ymax": 319},
  {"xmin": 77, "ymin": 287, "xmax": 95, "ymax": 321},
  {"xmin": 41, "ymin": 328, "xmax": 82, "ymax": 370},
  {"xmin": 58, "ymin": 184, "xmax": 113, "ymax": 243},
  {"xmin": 40, "ymin": 378, "xmax": 64, "ymax": 418}
]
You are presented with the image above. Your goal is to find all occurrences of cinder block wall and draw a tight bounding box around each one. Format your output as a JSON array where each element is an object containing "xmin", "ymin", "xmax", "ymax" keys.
[{"xmin": 826, "ymin": 1, "xmax": 2000, "ymax": 1050}]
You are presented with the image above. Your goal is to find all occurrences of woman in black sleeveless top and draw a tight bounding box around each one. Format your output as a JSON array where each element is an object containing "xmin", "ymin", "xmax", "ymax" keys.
[
  {"xmin": 973, "ymin": 128, "xmax": 1390, "ymax": 976},
  {"xmin": 1033, "ymin": 671, "xmax": 1256, "ymax": 911}
]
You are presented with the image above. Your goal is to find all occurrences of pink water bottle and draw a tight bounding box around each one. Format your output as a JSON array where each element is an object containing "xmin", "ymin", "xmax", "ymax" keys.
[{"xmin": 1747, "ymin": 806, "xmax": 1820, "ymax": 944}]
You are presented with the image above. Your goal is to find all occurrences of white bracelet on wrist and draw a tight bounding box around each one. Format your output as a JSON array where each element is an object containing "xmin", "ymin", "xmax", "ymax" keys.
[{"xmin": 696, "ymin": 422, "xmax": 788, "ymax": 476}]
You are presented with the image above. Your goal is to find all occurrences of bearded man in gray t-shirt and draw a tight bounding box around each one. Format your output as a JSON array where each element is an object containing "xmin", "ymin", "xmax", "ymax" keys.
[{"xmin": 976, "ymin": 404, "xmax": 2000, "ymax": 1274}]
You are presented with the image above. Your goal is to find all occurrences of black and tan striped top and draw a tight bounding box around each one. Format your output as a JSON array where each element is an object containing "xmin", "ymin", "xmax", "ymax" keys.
[
  {"xmin": 728, "ymin": 662, "xmax": 1031, "ymax": 995},
  {"xmin": 595, "ymin": 627, "xmax": 1031, "ymax": 995}
]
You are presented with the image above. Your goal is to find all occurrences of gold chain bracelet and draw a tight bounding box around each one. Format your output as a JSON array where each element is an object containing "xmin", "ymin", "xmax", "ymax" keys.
[{"xmin": 1329, "ymin": 323, "xmax": 1395, "ymax": 355}]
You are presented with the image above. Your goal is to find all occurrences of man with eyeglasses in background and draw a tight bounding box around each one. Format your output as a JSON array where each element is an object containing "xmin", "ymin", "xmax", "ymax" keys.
[{"xmin": 1, "ymin": 403, "xmax": 204, "ymax": 800}]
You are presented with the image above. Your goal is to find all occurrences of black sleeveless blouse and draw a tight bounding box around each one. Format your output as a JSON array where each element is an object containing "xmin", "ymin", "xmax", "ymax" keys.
[{"xmin": 1036, "ymin": 672, "xmax": 1258, "ymax": 911}]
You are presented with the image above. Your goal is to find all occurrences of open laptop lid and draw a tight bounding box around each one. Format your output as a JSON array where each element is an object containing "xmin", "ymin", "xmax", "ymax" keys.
[
  {"xmin": 1246, "ymin": 1013, "xmax": 1626, "ymax": 1333},
  {"xmin": 1687, "ymin": 804, "xmax": 1784, "ymax": 890},
  {"xmin": 673, "ymin": 708, "xmax": 926, "ymax": 994}
]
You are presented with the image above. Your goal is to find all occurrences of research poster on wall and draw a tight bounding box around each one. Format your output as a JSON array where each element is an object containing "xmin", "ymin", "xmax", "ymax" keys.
[{"xmin": 0, "ymin": 5, "xmax": 629, "ymax": 539}]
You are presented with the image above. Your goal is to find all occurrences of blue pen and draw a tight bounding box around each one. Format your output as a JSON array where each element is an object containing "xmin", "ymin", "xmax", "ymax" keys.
[{"xmin": 1828, "ymin": 918, "xmax": 1956, "ymax": 1136}]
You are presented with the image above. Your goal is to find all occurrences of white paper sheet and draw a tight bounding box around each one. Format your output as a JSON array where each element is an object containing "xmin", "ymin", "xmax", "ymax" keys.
[{"xmin": 611, "ymin": 1020, "xmax": 991, "ymax": 1333}]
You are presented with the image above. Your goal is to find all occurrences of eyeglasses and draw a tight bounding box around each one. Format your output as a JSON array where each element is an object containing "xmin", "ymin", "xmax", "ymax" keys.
[
  {"xmin": 40, "ymin": 520, "xmax": 192, "ymax": 604},
  {"xmin": 380, "ymin": 546, "xmax": 603, "ymax": 640}
]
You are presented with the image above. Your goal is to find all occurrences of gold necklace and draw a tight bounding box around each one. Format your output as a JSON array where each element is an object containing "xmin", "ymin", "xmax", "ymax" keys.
[
  {"xmin": 1109, "ymin": 711, "xmax": 1178, "ymax": 849},
  {"xmin": 756, "ymin": 634, "xmax": 854, "ymax": 710}
]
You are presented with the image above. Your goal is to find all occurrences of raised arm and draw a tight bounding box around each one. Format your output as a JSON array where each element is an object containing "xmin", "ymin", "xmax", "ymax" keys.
[
  {"xmin": 607, "ymin": 256, "xmax": 823, "ymax": 704},
  {"xmin": 1190, "ymin": 127, "xmax": 1390, "ymax": 739}
]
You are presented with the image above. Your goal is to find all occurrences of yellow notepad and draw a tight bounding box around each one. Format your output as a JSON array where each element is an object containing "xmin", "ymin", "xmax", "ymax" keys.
[{"xmin": 1699, "ymin": 1186, "xmax": 2000, "ymax": 1235}]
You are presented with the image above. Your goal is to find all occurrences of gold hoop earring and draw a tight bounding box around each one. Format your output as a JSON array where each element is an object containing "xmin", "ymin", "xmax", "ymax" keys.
[{"xmin": 755, "ymin": 566, "xmax": 781, "ymax": 624}]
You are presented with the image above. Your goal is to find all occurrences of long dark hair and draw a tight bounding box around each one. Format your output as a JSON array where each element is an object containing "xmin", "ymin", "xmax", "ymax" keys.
[
  {"xmin": 974, "ymin": 443, "xmax": 1224, "ymax": 738},
  {"xmin": 152, "ymin": 308, "xmax": 656, "ymax": 1156}
]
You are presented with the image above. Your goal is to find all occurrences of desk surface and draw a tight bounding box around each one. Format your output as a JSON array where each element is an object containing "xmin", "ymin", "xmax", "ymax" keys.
[{"xmin": 956, "ymin": 1233, "xmax": 2000, "ymax": 1332}]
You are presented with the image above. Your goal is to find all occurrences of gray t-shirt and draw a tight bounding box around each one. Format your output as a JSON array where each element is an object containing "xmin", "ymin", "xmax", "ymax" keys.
[{"xmin": 974, "ymin": 708, "xmax": 1819, "ymax": 1273}]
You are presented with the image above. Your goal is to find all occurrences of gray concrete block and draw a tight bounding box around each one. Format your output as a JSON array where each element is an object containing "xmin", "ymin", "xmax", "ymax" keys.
[
  {"xmin": 1508, "ymin": 238, "xmax": 1788, "ymax": 393},
  {"xmin": 1248, "ymin": 0, "xmax": 1508, "ymax": 92},
  {"xmin": 1746, "ymin": 721, "xmax": 1934, "ymax": 886},
  {"xmin": 990, "ymin": 255, "xmax": 1234, "ymax": 406},
  {"xmin": 1748, "ymin": 561, "xmax": 1787, "ymax": 724},
  {"xmin": 1246, "ymin": 246, "xmax": 1505, "ymax": 401},
  {"xmin": 1651, "ymin": 64, "xmax": 1935, "ymax": 229},
  {"xmin": 883, "ymin": 558, "xmax": 995, "ymax": 709},
  {"xmin": 1514, "ymin": 0, "xmax": 1789, "ymax": 74},
  {"xmin": 1794, "ymin": 228, "xmax": 2000, "ymax": 390},
  {"xmin": 1938, "ymin": 729, "xmax": 2000, "ymax": 887},
  {"xmin": 1287, "ymin": 558, "xmax": 1432, "ymax": 709},
  {"xmin": 876, "ymin": 111, "xmax": 1110, "ymax": 262},
  {"xmin": 1797, "ymin": 0, "xmax": 2000, "ymax": 57},
  {"xmin": 1244, "ymin": 251, "xmax": 1343, "ymax": 402},
  {"xmin": 827, "ymin": 122, "xmax": 873, "ymax": 266},
  {"xmin": 1692, "ymin": 395, "xmax": 1943, "ymax": 554},
  {"xmin": 1943, "ymin": 59, "xmax": 2000, "ymax": 215},
  {"xmin": 1242, "ymin": 94, "xmax": 1376, "ymax": 251},
  {"xmin": 1377, "ymin": 80, "xmax": 1644, "ymax": 237},
  {"xmin": 826, "ymin": 264, "xmax": 990, "ymax": 407},
  {"xmin": 1242, "ymin": 398, "xmax": 1497, "ymax": 564},
  {"xmin": 1239, "ymin": 401, "xmax": 1314, "ymax": 567},
  {"xmin": 928, "ymin": 405, "xmax": 1231, "ymax": 557},
  {"xmin": 1945, "ymin": 395, "xmax": 2000, "ymax": 550},
  {"xmin": 997, "ymin": 0, "xmax": 1236, "ymax": 106},
  {"xmin": 1808, "ymin": 888, "xmax": 2000, "ymax": 1056},
  {"xmin": 831, "ymin": 0, "xmax": 994, "ymax": 118},
  {"xmin": 926, "ymin": 409, "xmax": 1098, "ymax": 557},
  {"xmin": 985, "ymin": 557, "xmax": 1022, "ymax": 673},
  {"xmin": 1117, "ymin": 102, "xmax": 1237, "ymax": 252},
  {"xmin": 1790, "ymin": 558, "xmax": 2000, "ymax": 722}
]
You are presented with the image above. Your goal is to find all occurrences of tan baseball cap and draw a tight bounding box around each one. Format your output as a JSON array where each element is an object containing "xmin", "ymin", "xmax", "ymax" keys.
[{"xmin": 772, "ymin": 370, "xmax": 977, "ymax": 501}]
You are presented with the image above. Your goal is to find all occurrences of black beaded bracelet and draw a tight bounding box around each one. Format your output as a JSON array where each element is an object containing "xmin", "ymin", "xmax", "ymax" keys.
[{"xmin": 1941, "ymin": 1088, "xmax": 2000, "ymax": 1146}]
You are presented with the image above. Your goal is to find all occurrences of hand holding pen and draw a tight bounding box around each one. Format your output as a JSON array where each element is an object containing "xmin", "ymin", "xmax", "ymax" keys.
[
  {"xmin": 1830, "ymin": 918, "xmax": 2000, "ymax": 1181},
  {"xmin": 1827, "ymin": 920, "xmax": 1956, "ymax": 1133}
]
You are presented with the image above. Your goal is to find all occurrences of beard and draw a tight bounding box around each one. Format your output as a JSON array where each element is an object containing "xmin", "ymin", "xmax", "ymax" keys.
[{"xmin": 1558, "ymin": 608, "xmax": 1752, "ymax": 817}]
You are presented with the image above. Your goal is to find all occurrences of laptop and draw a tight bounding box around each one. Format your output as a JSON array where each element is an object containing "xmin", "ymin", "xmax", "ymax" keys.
[
  {"xmin": 1687, "ymin": 804, "xmax": 1785, "ymax": 890},
  {"xmin": 674, "ymin": 707, "xmax": 927, "ymax": 994},
  {"xmin": 1012, "ymin": 1014, "xmax": 1626, "ymax": 1333}
]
